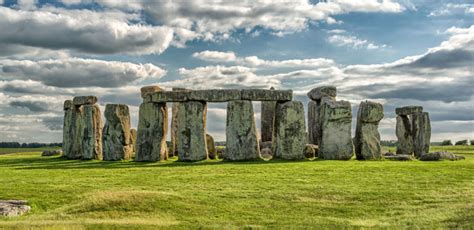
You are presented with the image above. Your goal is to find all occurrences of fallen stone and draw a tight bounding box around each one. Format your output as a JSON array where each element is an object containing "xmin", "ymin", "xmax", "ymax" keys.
[
  {"xmin": 72, "ymin": 96, "xmax": 98, "ymax": 105},
  {"xmin": 261, "ymin": 89, "xmax": 276, "ymax": 142},
  {"xmin": 319, "ymin": 99, "xmax": 354, "ymax": 160},
  {"xmin": 260, "ymin": 148, "xmax": 273, "ymax": 160},
  {"xmin": 41, "ymin": 150, "xmax": 62, "ymax": 156},
  {"xmin": 135, "ymin": 102, "xmax": 168, "ymax": 162},
  {"xmin": 206, "ymin": 133, "xmax": 217, "ymax": 160},
  {"xmin": 395, "ymin": 106, "xmax": 423, "ymax": 116},
  {"xmin": 273, "ymin": 101, "xmax": 306, "ymax": 160},
  {"xmin": 384, "ymin": 154, "xmax": 414, "ymax": 161},
  {"xmin": 225, "ymin": 100, "xmax": 260, "ymax": 161},
  {"xmin": 384, "ymin": 152, "xmax": 396, "ymax": 157},
  {"xmin": 103, "ymin": 104, "xmax": 133, "ymax": 161},
  {"xmin": 140, "ymin": 85, "xmax": 163, "ymax": 99},
  {"xmin": 177, "ymin": 101, "xmax": 208, "ymax": 161},
  {"xmin": 419, "ymin": 152, "xmax": 464, "ymax": 161},
  {"xmin": 241, "ymin": 89, "xmax": 292, "ymax": 101},
  {"xmin": 307, "ymin": 86, "xmax": 337, "ymax": 101},
  {"xmin": 354, "ymin": 101, "xmax": 384, "ymax": 160},
  {"xmin": 216, "ymin": 147, "xmax": 225, "ymax": 159},
  {"xmin": 82, "ymin": 104, "xmax": 103, "ymax": 160},
  {"xmin": 396, "ymin": 115, "xmax": 414, "ymax": 155},
  {"xmin": 304, "ymin": 144, "xmax": 318, "ymax": 158},
  {"xmin": 0, "ymin": 200, "xmax": 31, "ymax": 217}
]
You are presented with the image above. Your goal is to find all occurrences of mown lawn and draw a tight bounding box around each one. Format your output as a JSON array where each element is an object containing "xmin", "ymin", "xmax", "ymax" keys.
[{"xmin": 0, "ymin": 146, "xmax": 473, "ymax": 229}]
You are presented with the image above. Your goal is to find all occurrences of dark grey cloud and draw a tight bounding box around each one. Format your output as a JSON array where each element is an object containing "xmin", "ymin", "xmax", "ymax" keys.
[
  {"xmin": 42, "ymin": 116, "xmax": 63, "ymax": 131},
  {"xmin": 9, "ymin": 101, "xmax": 51, "ymax": 112},
  {"xmin": 396, "ymin": 47, "xmax": 474, "ymax": 69}
]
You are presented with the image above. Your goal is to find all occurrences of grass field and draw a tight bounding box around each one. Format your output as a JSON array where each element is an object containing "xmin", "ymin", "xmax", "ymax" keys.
[{"xmin": 0, "ymin": 146, "xmax": 473, "ymax": 229}]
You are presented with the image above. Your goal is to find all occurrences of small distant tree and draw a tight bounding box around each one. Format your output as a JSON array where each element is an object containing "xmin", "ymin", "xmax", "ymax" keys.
[
  {"xmin": 455, "ymin": 140, "xmax": 469, "ymax": 145},
  {"xmin": 441, "ymin": 140, "xmax": 453, "ymax": 146}
]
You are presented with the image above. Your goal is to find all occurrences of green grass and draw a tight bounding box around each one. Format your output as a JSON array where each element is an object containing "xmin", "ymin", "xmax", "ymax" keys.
[
  {"xmin": 0, "ymin": 146, "xmax": 473, "ymax": 229},
  {"xmin": 0, "ymin": 146, "xmax": 61, "ymax": 155}
]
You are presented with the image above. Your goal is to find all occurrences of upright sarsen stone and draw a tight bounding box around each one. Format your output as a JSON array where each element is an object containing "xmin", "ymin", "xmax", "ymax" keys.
[
  {"xmin": 170, "ymin": 88, "xmax": 187, "ymax": 157},
  {"xmin": 273, "ymin": 101, "xmax": 306, "ymax": 160},
  {"xmin": 103, "ymin": 104, "xmax": 132, "ymax": 161},
  {"xmin": 261, "ymin": 94, "xmax": 276, "ymax": 142},
  {"xmin": 412, "ymin": 112, "xmax": 431, "ymax": 157},
  {"xmin": 396, "ymin": 115, "xmax": 414, "ymax": 155},
  {"xmin": 422, "ymin": 112, "xmax": 431, "ymax": 154},
  {"xmin": 135, "ymin": 102, "xmax": 168, "ymax": 162},
  {"xmin": 307, "ymin": 86, "xmax": 337, "ymax": 145},
  {"xmin": 62, "ymin": 100, "xmax": 75, "ymax": 159},
  {"xmin": 319, "ymin": 100, "xmax": 353, "ymax": 160},
  {"xmin": 225, "ymin": 100, "xmax": 260, "ymax": 161},
  {"xmin": 177, "ymin": 101, "xmax": 208, "ymax": 161},
  {"xmin": 354, "ymin": 101, "xmax": 384, "ymax": 160},
  {"xmin": 82, "ymin": 104, "xmax": 103, "ymax": 160}
]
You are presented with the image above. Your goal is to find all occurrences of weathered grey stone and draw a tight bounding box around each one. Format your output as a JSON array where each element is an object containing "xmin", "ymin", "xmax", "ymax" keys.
[
  {"xmin": 259, "ymin": 141, "xmax": 272, "ymax": 150},
  {"xmin": 149, "ymin": 90, "xmax": 190, "ymax": 103},
  {"xmin": 206, "ymin": 134, "xmax": 217, "ymax": 160},
  {"xmin": 65, "ymin": 105, "xmax": 85, "ymax": 160},
  {"xmin": 216, "ymin": 147, "xmax": 225, "ymax": 159},
  {"xmin": 261, "ymin": 94, "xmax": 276, "ymax": 142},
  {"xmin": 135, "ymin": 102, "xmax": 168, "ymax": 162},
  {"xmin": 225, "ymin": 100, "xmax": 260, "ymax": 161},
  {"xmin": 273, "ymin": 101, "xmax": 306, "ymax": 160},
  {"xmin": 354, "ymin": 101, "xmax": 384, "ymax": 160},
  {"xmin": 62, "ymin": 100, "xmax": 74, "ymax": 159},
  {"xmin": 41, "ymin": 150, "xmax": 62, "ymax": 156},
  {"xmin": 307, "ymin": 86, "xmax": 337, "ymax": 101},
  {"xmin": 170, "ymin": 88, "xmax": 187, "ymax": 157},
  {"xmin": 319, "ymin": 100, "xmax": 354, "ymax": 160},
  {"xmin": 307, "ymin": 100, "xmax": 319, "ymax": 145},
  {"xmin": 260, "ymin": 148, "xmax": 273, "ymax": 160},
  {"xmin": 82, "ymin": 104, "xmax": 103, "ymax": 160},
  {"xmin": 396, "ymin": 115, "xmax": 414, "ymax": 155},
  {"xmin": 241, "ymin": 89, "xmax": 292, "ymax": 101},
  {"xmin": 419, "ymin": 152, "xmax": 464, "ymax": 161},
  {"xmin": 130, "ymin": 128, "xmax": 137, "ymax": 154},
  {"xmin": 189, "ymin": 89, "xmax": 241, "ymax": 102},
  {"xmin": 73, "ymin": 96, "xmax": 98, "ymax": 105},
  {"xmin": 140, "ymin": 85, "xmax": 163, "ymax": 99},
  {"xmin": 64, "ymin": 100, "xmax": 73, "ymax": 110},
  {"xmin": 304, "ymin": 144, "xmax": 318, "ymax": 158},
  {"xmin": 177, "ymin": 101, "xmax": 208, "ymax": 161},
  {"xmin": 395, "ymin": 106, "xmax": 423, "ymax": 116},
  {"xmin": 0, "ymin": 200, "xmax": 31, "ymax": 217},
  {"xmin": 412, "ymin": 112, "xmax": 431, "ymax": 157},
  {"xmin": 384, "ymin": 154, "xmax": 414, "ymax": 161},
  {"xmin": 103, "ymin": 104, "xmax": 133, "ymax": 161}
]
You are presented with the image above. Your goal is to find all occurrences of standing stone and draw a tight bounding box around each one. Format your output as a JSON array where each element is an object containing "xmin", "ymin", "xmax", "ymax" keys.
[
  {"xmin": 177, "ymin": 101, "xmax": 208, "ymax": 161},
  {"xmin": 82, "ymin": 104, "xmax": 103, "ymax": 160},
  {"xmin": 261, "ymin": 88, "xmax": 276, "ymax": 142},
  {"xmin": 319, "ymin": 99, "xmax": 354, "ymax": 160},
  {"xmin": 130, "ymin": 128, "xmax": 137, "ymax": 154},
  {"xmin": 412, "ymin": 112, "xmax": 431, "ymax": 157},
  {"xmin": 69, "ymin": 105, "xmax": 85, "ymax": 159},
  {"xmin": 273, "ymin": 101, "xmax": 306, "ymax": 160},
  {"xmin": 307, "ymin": 86, "xmax": 337, "ymax": 145},
  {"xmin": 354, "ymin": 101, "xmax": 384, "ymax": 160},
  {"xmin": 141, "ymin": 85, "xmax": 163, "ymax": 99},
  {"xmin": 135, "ymin": 102, "xmax": 168, "ymax": 162},
  {"xmin": 103, "ymin": 104, "xmax": 133, "ymax": 161},
  {"xmin": 206, "ymin": 133, "xmax": 217, "ymax": 159},
  {"xmin": 62, "ymin": 100, "xmax": 74, "ymax": 159},
  {"xmin": 170, "ymin": 88, "xmax": 187, "ymax": 157},
  {"xmin": 396, "ymin": 115, "xmax": 414, "ymax": 155},
  {"xmin": 225, "ymin": 100, "xmax": 260, "ymax": 161}
]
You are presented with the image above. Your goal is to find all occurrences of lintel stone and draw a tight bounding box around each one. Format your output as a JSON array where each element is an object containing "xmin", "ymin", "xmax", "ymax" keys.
[
  {"xmin": 73, "ymin": 96, "xmax": 97, "ymax": 105},
  {"xmin": 241, "ymin": 89, "xmax": 292, "ymax": 101},
  {"xmin": 395, "ymin": 106, "xmax": 423, "ymax": 115}
]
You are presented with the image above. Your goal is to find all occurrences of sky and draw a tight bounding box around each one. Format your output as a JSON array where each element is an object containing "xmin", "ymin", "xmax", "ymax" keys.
[{"xmin": 0, "ymin": 0, "xmax": 472, "ymax": 143}]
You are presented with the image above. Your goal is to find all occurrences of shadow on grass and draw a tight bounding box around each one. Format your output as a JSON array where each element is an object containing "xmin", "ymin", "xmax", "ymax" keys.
[{"xmin": 0, "ymin": 155, "xmax": 318, "ymax": 170}]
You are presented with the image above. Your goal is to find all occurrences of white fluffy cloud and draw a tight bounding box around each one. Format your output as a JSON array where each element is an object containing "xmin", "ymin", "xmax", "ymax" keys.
[
  {"xmin": 327, "ymin": 34, "xmax": 387, "ymax": 50},
  {"xmin": 428, "ymin": 3, "xmax": 474, "ymax": 17},
  {"xmin": 0, "ymin": 6, "xmax": 174, "ymax": 55},
  {"xmin": 0, "ymin": 58, "xmax": 167, "ymax": 88}
]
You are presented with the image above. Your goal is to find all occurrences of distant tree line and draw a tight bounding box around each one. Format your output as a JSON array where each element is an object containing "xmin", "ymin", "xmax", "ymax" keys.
[
  {"xmin": 0, "ymin": 142, "xmax": 62, "ymax": 148},
  {"xmin": 433, "ymin": 140, "xmax": 471, "ymax": 146}
]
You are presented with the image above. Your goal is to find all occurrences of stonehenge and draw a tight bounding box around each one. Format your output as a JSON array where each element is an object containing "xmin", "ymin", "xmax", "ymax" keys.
[
  {"xmin": 395, "ymin": 106, "xmax": 431, "ymax": 157},
  {"xmin": 354, "ymin": 101, "xmax": 384, "ymax": 160},
  {"xmin": 62, "ymin": 86, "xmax": 434, "ymax": 163}
]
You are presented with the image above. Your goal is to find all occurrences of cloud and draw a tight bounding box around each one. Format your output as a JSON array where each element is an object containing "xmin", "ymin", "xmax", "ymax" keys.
[
  {"xmin": 193, "ymin": 50, "xmax": 237, "ymax": 62},
  {"xmin": 9, "ymin": 100, "xmax": 51, "ymax": 112},
  {"xmin": 327, "ymin": 33, "xmax": 387, "ymax": 50},
  {"xmin": 428, "ymin": 3, "xmax": 474, "ymax": 17},
  {"xmin": 0, "ymin": 6, "xmax": 174, "ymax": 55},
  {"xmin": 0, "ymin": 58, "xmax": 167, "ymax": 88}
]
